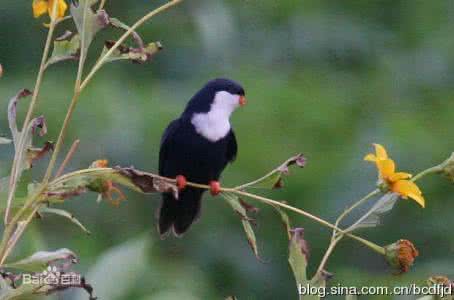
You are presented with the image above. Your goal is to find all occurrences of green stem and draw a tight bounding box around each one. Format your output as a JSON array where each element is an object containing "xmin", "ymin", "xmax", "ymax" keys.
[
  {"xmin": 412, "ymin": 165, "xmax": 443, "ymax": 182},
  {"xmin": 4, "ymin": 2, "xmax": 59, "ymax": 225},
  {"xmin": 316, "ymin": 235, "xmax": 343, "ymax": 275},
  {"xmin": 223, "ymin": 188, "xmax": 384, "ymax": 254},
  {"xmin": 0, "ymin": 1, "xmax": 185, "ymax": 265},
  {"xmin": 334, "ymin": 189, "xmax": 380, "ymax": 232}
]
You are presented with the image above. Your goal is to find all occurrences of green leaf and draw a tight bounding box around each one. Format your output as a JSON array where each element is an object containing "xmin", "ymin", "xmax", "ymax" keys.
[
  {"xmin": 222, "ymin": 192, "xmax": 260, "ymax": 260},
  {"xmin": 0, "ymin": 137, "xmax": 11, "ymax": 144},
  {"xmin": 347, "ymin": 193, "xmax": 399, "ymax": 231},
  {"xmin": 271, "ymin": 203, "xmax": 292, "ymax": 240},
  {"xmin": 4, "ymin": 248, "xmax": 77, "ymax": 272},
  {"xmin": 46, "ymin": 33, "xmax": 80, "ymax": 67},
  {"xmin": 7, "ymin": 90, "xmax": 51, "ymax": 187},
  {"xmin": 38, "ymin": 207, "xmax": 91, "ymax": 234},
  {"xmin": 70, "ymin": 0, "xmax": 107, "ymax": 55},
  {"xmin": 288, "ymin": 228, "xmax": 309, "ymax": 286}
]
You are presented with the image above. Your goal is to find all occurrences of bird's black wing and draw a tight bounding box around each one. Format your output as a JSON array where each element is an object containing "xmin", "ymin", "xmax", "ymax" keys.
[
  {"xmin": 225, "ymin": 129, "xmax": 238, "ymax": 164},
  {"xmin": 159, "ymin": 118, "xmax": 181, "ymax": 175}
]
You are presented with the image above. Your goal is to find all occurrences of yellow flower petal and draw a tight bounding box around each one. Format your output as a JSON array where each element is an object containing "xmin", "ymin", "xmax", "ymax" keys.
[
  {"xmin": 48, "ymin": 0, "xmax": 68, "ymax": 19},
  {"xmin": 373, "ymin": 143, "xmax": 388, "ymax": 160},
  {"xmin": 377, "ymin": 158, "xmax": 395, "ymax": 179},
  {"xmin": 56, "ymin": 0, "xmax": 68, "ymax": 19},
  {"xmin": 32, "ymin": 0, "xmax": 49, "ymax": 18},
  {"xmin": 391, "ymin": 180, "xmax": 425, "ymax": 208},
  {"xmin": 388, "ymin": 172, "xmax": 412, "ymax": 182},
  {"xmin": 364, "ymin": 153, "xmax": 377, "ymax": 162}
]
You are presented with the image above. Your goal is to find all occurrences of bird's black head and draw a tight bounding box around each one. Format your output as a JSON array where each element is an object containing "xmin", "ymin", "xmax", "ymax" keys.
[{"xmin": 182, "ymin": 78, "xmax": 246, "ymax": 117}]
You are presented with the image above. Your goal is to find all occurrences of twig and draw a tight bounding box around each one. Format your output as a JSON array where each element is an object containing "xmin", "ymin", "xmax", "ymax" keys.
[
  {"xmin": 80, "ymin": 0, "xmax": 183, "ymax": 90},
  {"xmin": 4, "ymin": 0, "xmax": 59, "ymax": 225},
  {"xmin": 55, "ymin": 139, "xmax": 80, "ymax": 178},
  {"xmin": 98, "ymin": 0, "xmax": 107, "ymax": 11},
  {"xmin": 316, "ymin": 234, "xmax": 343, "ymax": 275}
]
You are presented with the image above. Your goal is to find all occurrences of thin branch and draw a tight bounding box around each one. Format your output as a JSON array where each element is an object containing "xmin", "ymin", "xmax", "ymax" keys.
[
  {"xmin": 316, "ymin": 234, "xmax": 343, "ymax": 275},
  {"xmin": 80, "ymin": 0, "xmax": 183, "ymax": 90},
  {"xmin": 55, "ymin": 139, "xmax": 80, "ymax": 178},
  {"xmin": 98, "ymin": 0, "xmax": 107, "ymax": 11},
  {"xmin": 4, "ymin": 1, "xmax": 59, "ymax": 225}
]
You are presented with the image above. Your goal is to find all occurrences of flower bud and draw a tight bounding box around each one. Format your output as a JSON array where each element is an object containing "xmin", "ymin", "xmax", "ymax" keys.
[
  {"xmin": 384, "ymin": 239, "xmax": 419, "ymax": 273},
  {"xmin": 440, "ymin": 152, "xmax": 454, "ymax": 183}
]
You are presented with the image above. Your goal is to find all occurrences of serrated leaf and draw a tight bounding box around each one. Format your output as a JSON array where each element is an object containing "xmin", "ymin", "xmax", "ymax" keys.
[
  {"xmin": 4, "ymin": 248, "xmax": 77, "ymax": 272},
  {"xmin": 46, "ymin": 33, "xmax": 80, "ymax": 66},
  {"xmin": 70, "ymin": 0, "xmax": 107, "ymax": 55},
  {"xmin": 222, "ymin": 192, "xmax": 260, "ymax": 260},
  {"xmin": 38, "ymin": 207, "xmax": 91, "ymax": 234}
]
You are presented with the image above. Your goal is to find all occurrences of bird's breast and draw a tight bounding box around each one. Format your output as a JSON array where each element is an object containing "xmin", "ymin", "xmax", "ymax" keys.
[{"xmin": 190, "ymin": 112, "xmax": 231, "ymax": 142}]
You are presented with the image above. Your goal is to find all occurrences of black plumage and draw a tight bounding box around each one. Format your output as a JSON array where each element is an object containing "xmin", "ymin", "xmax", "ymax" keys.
[{"xmin": 158, "ymin": 78, "xmax": 245, "ymax": 236}]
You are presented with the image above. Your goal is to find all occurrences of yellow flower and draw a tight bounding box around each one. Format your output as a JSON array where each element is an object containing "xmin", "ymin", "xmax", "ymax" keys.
[
  {"xmin": 33, "ymin": 0, "xmax": 68, "ymax": 20},
  {"xmin": 364, "ymin": 143, "xmax": 425, "ymax": 207}
]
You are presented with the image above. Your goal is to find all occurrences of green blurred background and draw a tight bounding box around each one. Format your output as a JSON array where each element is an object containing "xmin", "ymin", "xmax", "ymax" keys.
[{"xmin": 1, "ymin": 1, "xmax": 454, "ymax": 299}]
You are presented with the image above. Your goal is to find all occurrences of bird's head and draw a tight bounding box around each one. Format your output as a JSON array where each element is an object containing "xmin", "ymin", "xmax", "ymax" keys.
[{"xmin": 183, "ymin": 78, "xmax": 246, "ymax": 119}]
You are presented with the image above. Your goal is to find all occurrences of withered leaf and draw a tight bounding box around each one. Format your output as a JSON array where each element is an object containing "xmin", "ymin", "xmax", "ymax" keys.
[
  {"xmin": 102, "ymin": 40, "xmax": 163, "ymax": 64},
  {"xmin": 47, "ymin": 166, "xmax": 178, "ymax": 203}
]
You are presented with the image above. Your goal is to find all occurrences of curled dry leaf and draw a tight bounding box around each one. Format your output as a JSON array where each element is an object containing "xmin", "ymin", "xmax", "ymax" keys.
[
  {"xmin": 26, "ymin": 141, "xmax": 54, "ymax": 169},
  {"xmin": 103, "ymin": 40, "xmax": 163, "ymax": 64},
  {"xmin": 115, "ymin": 167, "xmax": 178, "ymax": 197},
  {"xmin": 6, "ymin": 89, "xmax": 50, "ymax": 188},
  {"xmin": 8, "ymin": 89, "xmax": 32, "ymax": 145}
]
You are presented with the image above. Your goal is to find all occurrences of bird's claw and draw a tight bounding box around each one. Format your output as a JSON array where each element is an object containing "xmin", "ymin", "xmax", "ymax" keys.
[
  {"xmin": 209, "ymin": 181, "xmax": 221, "ymax": 196},
  {"xmin": 176, "ymin": 175, "xmax": 187, "ymax": 190}
]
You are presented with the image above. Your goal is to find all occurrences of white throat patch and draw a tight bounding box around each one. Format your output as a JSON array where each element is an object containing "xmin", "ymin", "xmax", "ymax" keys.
[{"xmin": 191, "ymin": 91, "xmax": 240, "ymax": 142}]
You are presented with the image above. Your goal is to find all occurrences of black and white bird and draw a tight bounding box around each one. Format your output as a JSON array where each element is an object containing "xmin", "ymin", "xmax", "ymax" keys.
[{"xmin": 158, "ymin": 78, "xmax": 246, "ymax": 237}]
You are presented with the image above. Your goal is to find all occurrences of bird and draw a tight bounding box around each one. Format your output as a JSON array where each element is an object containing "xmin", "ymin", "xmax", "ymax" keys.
[{"xmin": 158, "ymin": 78, "xmax": 246, "ymax": 237}]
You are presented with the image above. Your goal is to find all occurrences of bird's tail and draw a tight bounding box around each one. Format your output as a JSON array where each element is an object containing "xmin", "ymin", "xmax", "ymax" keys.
[{"xmin": 158, "ymin": 187, "xmax": 203, "ymax": 237}]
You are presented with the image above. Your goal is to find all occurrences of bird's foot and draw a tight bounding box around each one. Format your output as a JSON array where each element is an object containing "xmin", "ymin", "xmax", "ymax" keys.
[
  {"xmin": 176, "ymin": 175, "xmax": 187, "ymax": 190},
  {"xmin": 209, "ymin": 181, "xmax": 221, "ymax": 196}
]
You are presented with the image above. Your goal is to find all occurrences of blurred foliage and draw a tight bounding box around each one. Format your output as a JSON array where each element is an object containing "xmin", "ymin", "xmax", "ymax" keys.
[{"xmin": 1, "ymin": 0, "xmax": 454, "ymax": 299}]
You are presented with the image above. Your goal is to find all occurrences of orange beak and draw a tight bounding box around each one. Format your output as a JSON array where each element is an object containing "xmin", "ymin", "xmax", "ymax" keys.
[{"xmin": 239, "ymin": 95, "xmax": 247, "ymax": 106}]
